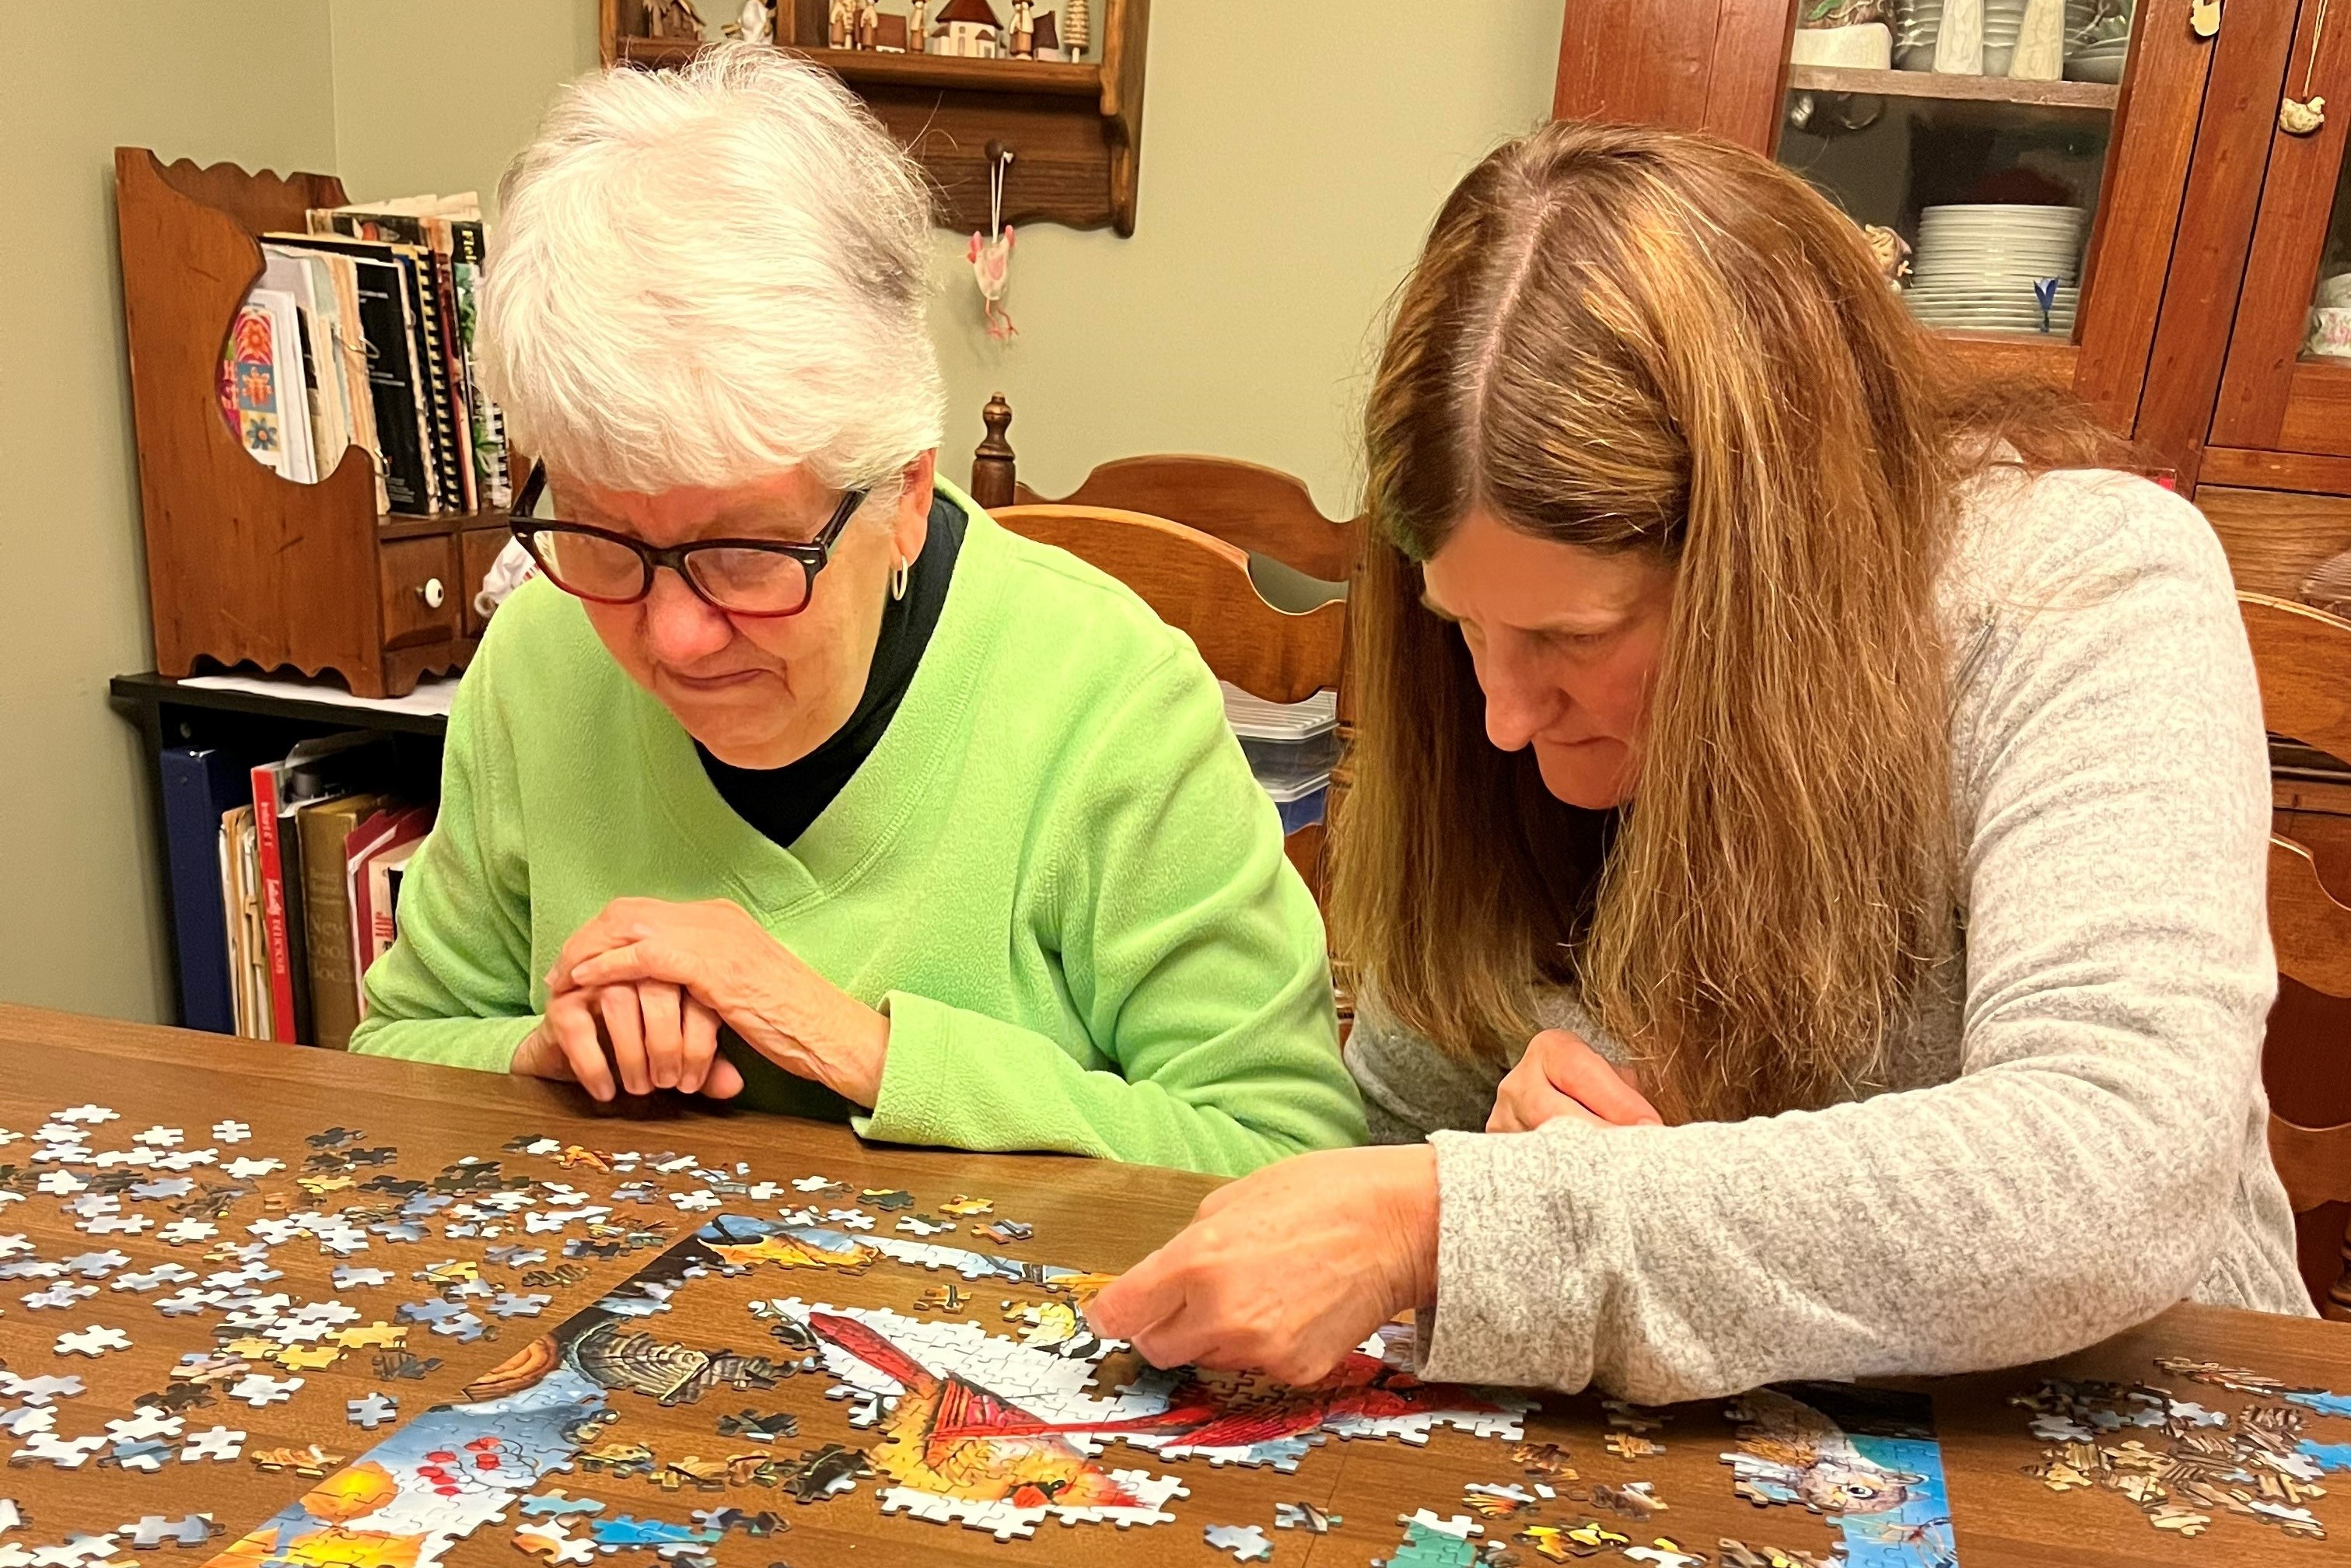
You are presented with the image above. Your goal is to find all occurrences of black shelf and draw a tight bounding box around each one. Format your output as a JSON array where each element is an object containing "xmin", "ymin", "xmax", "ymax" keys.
[
  {"xmin": 110, "ymin": 672, "xmax": 451, "ymax": 737},
  {"xmin": 110, "ymin": 671, "xmax": 450, "ymax": 1031}
]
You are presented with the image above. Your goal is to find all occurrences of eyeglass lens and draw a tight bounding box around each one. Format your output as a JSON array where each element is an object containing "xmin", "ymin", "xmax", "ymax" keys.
[{"xmin": 524, "ymin": 530, "xmax": 815, "ymax": 615}]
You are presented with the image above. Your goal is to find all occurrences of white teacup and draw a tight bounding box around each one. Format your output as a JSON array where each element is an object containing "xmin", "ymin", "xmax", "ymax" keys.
[{"xmin": 2307, "ymin": 306, "xmax": 2351, "ymax": 359}]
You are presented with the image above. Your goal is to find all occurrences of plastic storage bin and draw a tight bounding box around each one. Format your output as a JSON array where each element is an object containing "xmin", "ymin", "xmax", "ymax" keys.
[{"xmin": 1223, "ymin": 683, "xmax": 1337, "ymax": 830}]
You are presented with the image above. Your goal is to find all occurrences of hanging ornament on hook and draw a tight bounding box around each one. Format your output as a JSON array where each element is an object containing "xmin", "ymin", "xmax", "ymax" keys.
[
  {"xmin": 969, "ymin": 145, "xmax": 1017, "ymax": 341},
  {"xmin": 2283, "ymin": 0, "xmax": 2331, "ymax": 135}
]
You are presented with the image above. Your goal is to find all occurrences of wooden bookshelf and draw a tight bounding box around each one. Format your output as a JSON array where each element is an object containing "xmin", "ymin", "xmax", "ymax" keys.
[
  {"xmin": 1786, "ymin": 65, "xmax": 2120, "ymax": 111},
  {"xmin": 113, "ymin": 149, "xmax": 506, "ymax": 698},
  {"xmin": 620, "ymin": 34, "xmax": 1104, "ymax": 94},
  {"xmin": 603, "ymin": 2, "xmax": 1153, "ymax": 235}
]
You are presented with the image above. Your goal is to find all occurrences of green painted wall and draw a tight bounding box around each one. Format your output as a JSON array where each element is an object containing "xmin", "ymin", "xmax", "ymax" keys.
[
  {"xmin": 318, "ymin": 1, "xmax": 1565, "ymax": 511},
  {"xmin": 4, "ymin": 0, "xmax": 1559, "ymax": 1023},
  {"xmin": 0, "ymin": 0, "xmax": 341, "ymax": 1023}
]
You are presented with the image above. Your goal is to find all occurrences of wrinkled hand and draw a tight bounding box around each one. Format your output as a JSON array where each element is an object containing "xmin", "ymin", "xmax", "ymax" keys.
[
  {"xmin": 548, "ymin": 898, "xmax": 889, "ymax": 1107},
  {"xmin": 1486, "ymin": 1027, "xmax": 1660, "ymax": 1134},
  {"xmin": 511, "ymin": 982, "xmax": 744, "ymax": 1101},
  {"xmin": 1086, "ymin": 1146, "xmax": 1440, "ymax": 1387}
]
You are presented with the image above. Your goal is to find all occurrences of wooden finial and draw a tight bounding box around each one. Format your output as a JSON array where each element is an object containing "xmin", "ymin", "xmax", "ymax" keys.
[{"xmin": 970, "ymin": 392, "xmax": 1016, "ymax": 509}]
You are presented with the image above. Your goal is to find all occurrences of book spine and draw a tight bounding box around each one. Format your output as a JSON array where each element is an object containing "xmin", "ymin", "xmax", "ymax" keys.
[
  {"xmin": 161, "ymin": 749, "xmax": 238, "ymax": 1034},
  {"xmin": 341, "ymin": 264, "xmax": 430, "ymax": 513},
  {"xmin": 280, "ymin": 803, "xmax": 313, "ymax": 1047},
  {"xmin": 450, "ymin": 222, "xmax": 512, "ymax": 509},
  {"xmin": 403, "ymin": 254, "xmax": 465, "ymax": 513},
  {"xmin": 347, "ymin": 835, "xmax": 377, "ymax": 1014},
  {"xmin": 424, "ymin": 225, "xmax": 478, "ymax": 513},
  {"xmin": 248, "ymin": 766, "xmax": 296, "ymax": 1043},
  {"xmin": 217, "ymin": 814, "xmax": 246, "ymax": 1038}
]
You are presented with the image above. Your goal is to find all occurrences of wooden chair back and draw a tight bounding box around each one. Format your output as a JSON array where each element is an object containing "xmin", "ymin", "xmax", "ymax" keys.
[
  {"xmin": 1013, "ymin": 455, "xmax": 1364, "ymax": 584},
  {"xmin": 2241, "ymin": 591, "xmax": 2351, "ymax": 1318},
  {"xmin": 994, "ymin": 503, "xmax": 1345, "ymax": 898}
]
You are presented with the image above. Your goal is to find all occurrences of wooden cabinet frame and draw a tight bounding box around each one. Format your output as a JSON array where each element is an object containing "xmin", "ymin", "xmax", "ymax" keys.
[
  {"xmin": 2209, "ymin": 0, "xmax": 2351, "ymax": 465},
  {"xmin": 1551, "ymin": 0, "xmax": 2229, "ymax": 473}
]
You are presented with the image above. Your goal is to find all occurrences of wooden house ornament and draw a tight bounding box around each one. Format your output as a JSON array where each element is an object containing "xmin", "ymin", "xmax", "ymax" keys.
[{"xmin": 929, "ymin": 0, "xmax": 1003, "ymax": 56}]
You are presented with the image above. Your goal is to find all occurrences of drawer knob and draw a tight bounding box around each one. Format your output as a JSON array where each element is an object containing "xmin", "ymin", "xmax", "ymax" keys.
[{"xmin": 418, "ymin": 577, "xmax": 446, "ymax": 610}]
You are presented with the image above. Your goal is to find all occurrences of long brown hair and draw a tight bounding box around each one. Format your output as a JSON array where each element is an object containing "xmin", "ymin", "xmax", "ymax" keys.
[{"xmin": 1331, "ymin": 121, "xmax": 2125, "ymax": 1123}]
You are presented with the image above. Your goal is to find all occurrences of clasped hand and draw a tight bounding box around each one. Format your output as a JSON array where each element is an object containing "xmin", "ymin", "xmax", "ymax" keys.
[{"xmin": 509, "ymin": 898, "xmax": 890, "ymax": 1106}]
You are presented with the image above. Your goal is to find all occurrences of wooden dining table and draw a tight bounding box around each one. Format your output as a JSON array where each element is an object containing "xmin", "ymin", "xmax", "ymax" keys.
[{"xmin": 0, "ymin": 1003, "xmax": 2342, "ymax": 1568}]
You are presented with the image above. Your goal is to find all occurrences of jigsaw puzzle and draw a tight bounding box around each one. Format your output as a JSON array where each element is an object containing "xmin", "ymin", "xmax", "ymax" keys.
[{"xmin": 15, "ymin": 1101, "xmax": 2331, "ymax": 1566}]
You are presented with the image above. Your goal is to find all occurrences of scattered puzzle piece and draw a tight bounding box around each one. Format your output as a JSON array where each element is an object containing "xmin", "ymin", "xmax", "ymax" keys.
[
  {"xmin": 1273, "ymin": 1502, "xmax": 1337, "ymax": 1533},
  {"xmin": 1203, "ymin": 1524, "xmax": 1272, "ymax": 1562},
  {"xmin": 520, "ymin": 1493, "xmax": 607, "ymax": 1519},
  {"xmin": 715, "ymin": 1410, "xmax": 797, "ymax": 1444},
  {"xmin": 513, "ymin": 1521, "xmax": 595, "ymax": 1566},
  {"xmin": 53, "ymin": 1326, "xmax": 130, "ymax": 1359},
  {"xmin": 345, "ymin": 1393, "xmax": 398, "ymax": 1430},
  {"xmin": 116, "ymin": 1517, "xmax": 214, "ymax": 1550}
]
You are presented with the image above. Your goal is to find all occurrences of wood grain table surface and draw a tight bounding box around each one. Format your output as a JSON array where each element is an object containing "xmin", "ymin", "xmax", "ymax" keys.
[{"xmin": 0, "ymin": 1003, "xmax": 2343, "ymax": 1568}]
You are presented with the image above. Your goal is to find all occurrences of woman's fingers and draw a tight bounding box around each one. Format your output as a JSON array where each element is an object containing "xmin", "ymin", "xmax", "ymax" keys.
[
  {"xmin": 701, "ymin": 1052, "xmax": 746, "ymax": 1099},
  {"xmin": 569, "ymin": 940, "xmax": 693, "ymax": 994},
  {"xmin": 545, "ymin": 992, "xmax": 617, "ymax": 1101},
  {"xmin": 598, "ymin": 985, "xmax": 652, "ymax": 1097},
  {"xmin": 1531, "ymin": 1029, "xmax": 1664, "ymax": 1126},
  {"xmin": 680, "ymin": 995, "xmax": 720, "ymax": 1096},
  {"xmin": 638, "ymin": 982, "xmax": 685, "ymax": 1091},
  {"xmin": 1486, "ymin": 1062, "xmax": 1604, "ymax": 1133},
  {"xmin": 1086, "ymin": 1251, "xmax": 1188, "ymax": 1342},
  {"xmin": 547, "ymin": 898, "xmax": 666, "ymax": 992}
]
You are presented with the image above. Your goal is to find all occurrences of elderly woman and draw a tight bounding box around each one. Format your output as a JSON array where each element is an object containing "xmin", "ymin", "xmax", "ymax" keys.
[
  {"xmin": 1090, "ymin": 122, "xmax": 2307, "ymax": 1395},
  {"xmin": 346, "ymin": 47, "xmax": 1365, "ymax": 1177}
]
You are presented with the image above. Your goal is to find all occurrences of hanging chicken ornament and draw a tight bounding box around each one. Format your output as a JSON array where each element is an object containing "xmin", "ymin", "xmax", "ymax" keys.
[
  {"xmin": 969, "ymin": 148, "xmax": 1017, "ymax": 340},
  {"xmin": 2282, "ymin": 0, "xmax": 2330, "ymax": 135}
]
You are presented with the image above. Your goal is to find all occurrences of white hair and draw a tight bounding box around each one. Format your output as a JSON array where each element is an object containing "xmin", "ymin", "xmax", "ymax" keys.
[{"xmin": 481, "ymin": 44, "xmax": 944, "ymax": 495}]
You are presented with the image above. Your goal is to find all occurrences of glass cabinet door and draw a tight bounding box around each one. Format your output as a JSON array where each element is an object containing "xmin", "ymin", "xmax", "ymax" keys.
[
  {"xmin": 2209, "ymin": 0, "xmax": 2351, "ymax": 461},
  {"xmin": 1765, "ymin": 0, "xmax": 2212, "ymax": 430}
]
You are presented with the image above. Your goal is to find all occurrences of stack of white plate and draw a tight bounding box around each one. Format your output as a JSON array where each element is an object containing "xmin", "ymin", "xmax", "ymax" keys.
[
  {"xmin": 2066, "ymin": 0, "xmax": 2132, "ymax": 82},
  {"xmin": 1893, "ymin": 0, "xmax": 1943, "ymax": 69},
  {"xmin": 1905, "ymin": 204, "xmax": 2085, "ymax": 333}
]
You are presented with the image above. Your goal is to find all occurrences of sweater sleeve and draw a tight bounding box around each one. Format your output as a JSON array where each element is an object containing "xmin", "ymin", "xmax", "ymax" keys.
[
  {"xmin": 1417, "ymin": 475, "xmax": 2281, "ymax": 1402},
  {"xmin": 1343, "ymin": 985, "xmax": 1509, "ymax": 1144},
  {"xmin": 858, "ymin": 647, "xmax": 1366, "ymax": 1177},
  {"xmin": 346, "ymin": 640, "xmax": 542, "ymax": 1073}
]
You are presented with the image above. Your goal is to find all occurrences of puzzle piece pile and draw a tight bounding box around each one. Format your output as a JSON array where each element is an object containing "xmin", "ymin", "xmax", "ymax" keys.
[
  {"xmin": 2013, "ymin": 1356, "xmax": 2350, "ymax": 1543},
  {"xmin": 25, "ymin": 1094, "xmax": 2334, "ymax": 1568},
  {"xmin": 0, "ymin": 1104, "xmax": 1020, "ymax": 1564}
]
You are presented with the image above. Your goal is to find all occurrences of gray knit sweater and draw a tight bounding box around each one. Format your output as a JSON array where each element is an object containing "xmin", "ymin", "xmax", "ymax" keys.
[{"xmin": 1347, "ymin": 467, "xmax": 2314, "ymax": 1404}]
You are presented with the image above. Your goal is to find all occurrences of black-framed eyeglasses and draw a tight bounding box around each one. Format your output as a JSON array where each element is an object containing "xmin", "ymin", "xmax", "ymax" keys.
[{"xmin": 509, "ymin": 460, "xmax": 869, "ymax": 618}]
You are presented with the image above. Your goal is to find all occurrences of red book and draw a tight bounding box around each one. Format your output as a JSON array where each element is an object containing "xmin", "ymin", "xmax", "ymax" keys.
[{"xmin": 247, "ymin": 762, "xmax": 297, "ymax": 1043}]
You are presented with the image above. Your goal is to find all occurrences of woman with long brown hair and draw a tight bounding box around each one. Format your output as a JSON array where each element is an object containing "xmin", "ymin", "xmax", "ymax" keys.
[{"xmin": 1090, "ymin": 121, "xmax": 2310, "ymax": 1399}]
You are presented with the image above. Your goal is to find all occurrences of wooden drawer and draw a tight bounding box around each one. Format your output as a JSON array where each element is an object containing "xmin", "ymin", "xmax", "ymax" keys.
[{"xmin": 378, "ymin": 534, "xmax": 460, "ymax": 651}]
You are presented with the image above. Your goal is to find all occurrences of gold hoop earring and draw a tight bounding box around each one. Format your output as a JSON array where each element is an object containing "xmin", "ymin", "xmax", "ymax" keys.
[{"xmin": 890, "ymin": 557, "xmax": 909, "ymax": 601}]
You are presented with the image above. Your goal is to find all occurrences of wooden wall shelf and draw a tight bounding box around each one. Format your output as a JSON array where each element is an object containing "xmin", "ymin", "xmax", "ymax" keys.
[
  {"xmin": 1786, "ymin": 65, "xmax": 2118, "ymax": 111},
  {"xmin": 603, "ymin": 2, "xmax": 1151, "ymax": 236},
  {"xmin": 113, "ymin": 149, "xmax": 500, "ymax": 698}
]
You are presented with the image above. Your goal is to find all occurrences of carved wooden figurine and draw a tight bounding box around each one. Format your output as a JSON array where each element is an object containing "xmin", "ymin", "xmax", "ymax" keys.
[
  {"xmin": 858, "ymin": 1, "xmax": 880, "ymax": 49},
  {"xmin": 1009, "ymin": 0, "xmax": 1036, "ymax": 57},
  {"xmin": 722, "ymin": 0, "xmax": 772, "ymax": 42},
  {"xmin": 645, "ymin": 0, "xmax": 706, "ymax": 39},
  {"xmin": 830, "ymin": 0, "xmax": 853, "ymax": 47}
]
